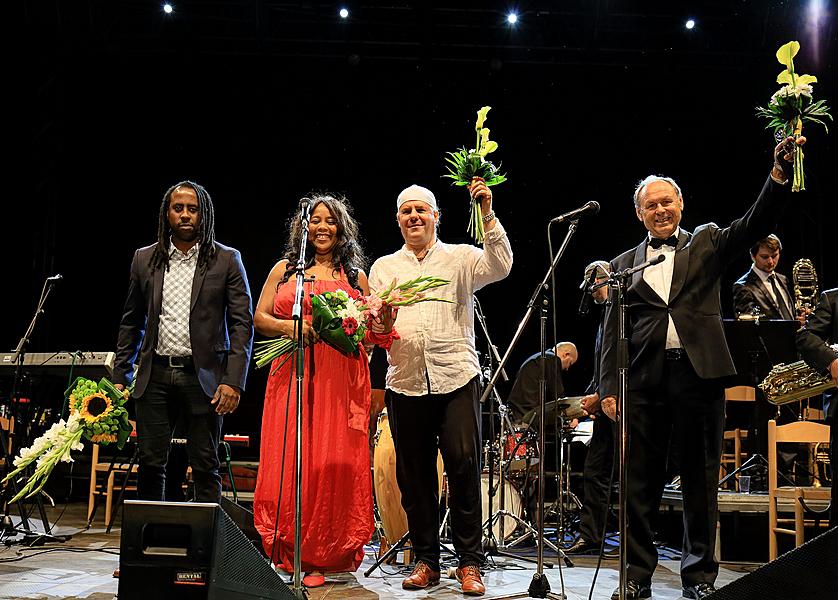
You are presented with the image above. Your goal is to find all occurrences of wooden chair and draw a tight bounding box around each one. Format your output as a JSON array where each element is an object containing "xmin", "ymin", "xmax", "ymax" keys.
[
  {"xmin": 768, "ymin": 419, "xmax": 831, "ymax": 560},
  {"xmin": 719, "ymin": 386, "xmax": 754, "ymax": 489},
  {"xmin": 87, "ymin": 422, "xmax": 138, "ymax": 527},
  {"xmin": 0, "ymin": 415, "xmax": 14, "ymax": 464}
]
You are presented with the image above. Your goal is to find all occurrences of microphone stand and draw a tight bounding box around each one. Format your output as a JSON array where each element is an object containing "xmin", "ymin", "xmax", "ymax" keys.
[
  {"xmin": 290, "ymin": 201, "xmax": 313, "ymax": 600},
  {"xmin": 595, "ymin": 254, "xmax": 665, "ymax": 600},
  {"xmin": 2, "ymin": 275, "xmax": 68, "ymax": 545},
  {"xmin": 475, "ymin": 295, "xmax": 550, "ymax": 564},
  {"xmin": 484, "ymin": 219, "xmax": 585, "ymax": 600}
]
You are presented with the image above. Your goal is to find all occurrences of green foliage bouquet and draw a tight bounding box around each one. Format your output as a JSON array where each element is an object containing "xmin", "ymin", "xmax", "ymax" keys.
[
  {"xmin": 756, "ymin": 41, "xmax": 832, "ymax": 192},
  {"xmin": 254, "ymin": 276, "xmax": 452, "ymax": 372},
  {"xmin": 443, "ymin": 106, "xmax": 507, "ymax": 243},
  {"xmin": 2, "ymin": 377, "xmax": 132, "ymax": 503}
]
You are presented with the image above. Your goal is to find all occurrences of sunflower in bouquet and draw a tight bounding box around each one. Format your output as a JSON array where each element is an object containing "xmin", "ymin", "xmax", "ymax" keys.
[
  {"xmin": 443, "ymin": 106, "xmax": 507, "ymax": 243},
  {"xmin": 756, "ymin": 41, "xmax": 832, "ymax": 192},
  {"xmin": 254, "ymin": 276, "xmax": 453, "ymax": 372},
  {"xmin": 2, "ymin": 377, "xmax": 133, "ymax": 503}
]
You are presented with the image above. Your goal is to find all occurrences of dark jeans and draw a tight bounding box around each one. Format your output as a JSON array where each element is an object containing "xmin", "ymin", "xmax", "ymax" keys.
[
  {"xmin": 136, "ymin": 362, "xmax": 223, "ymax": 503},
  {"xmin": 385, "ymin": 377, "xmax": 485, "ymax": 570},
  {"xmin": 626, "ymin": 355, "xmax": 725, "ymax": 587},
  {"xmin": 579, "ymin": 415, "xmax": 615, "ymax": 545}
]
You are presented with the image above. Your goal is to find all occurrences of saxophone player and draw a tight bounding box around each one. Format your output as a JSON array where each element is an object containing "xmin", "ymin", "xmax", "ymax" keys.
[{"xmin": 796, "ymin": 288, "xmax": 838, "ymax": 528}]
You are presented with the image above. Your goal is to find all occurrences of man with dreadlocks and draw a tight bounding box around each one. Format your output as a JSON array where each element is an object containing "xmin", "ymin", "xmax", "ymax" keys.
[{"xmin": 114, "ymin": 181, "xmax": 254, "ymax": 503}]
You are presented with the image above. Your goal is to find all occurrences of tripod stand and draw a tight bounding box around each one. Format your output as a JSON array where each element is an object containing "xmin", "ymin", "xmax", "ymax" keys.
[
  {"xmin": 1, "ymin": 274, "xmax": 69, "ymax": 547},
  {"xmin": 475, "ymin": 294, "xmax": 558, "ymax": 567},
  {"xmin": 481, "ymin": 216, "xmax": 591, "ymax": 598}
]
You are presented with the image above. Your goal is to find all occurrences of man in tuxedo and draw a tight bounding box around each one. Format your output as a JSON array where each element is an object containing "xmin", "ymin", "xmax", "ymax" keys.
[
  {"xmin": 599, "ymin": 136, "xmax": 800, "ymax": 600},
  {"xmin": 114, "ymin": 181, "xmax": 254, "ymax": 503},
  {"xmin": 796, "ymin": 288, "xmax": 838, "ymax": 528},
  {"xmin": 732, "ymin": 234, "xmax": 797, "ymax": 321},
  {"xmin": 568, "ymin": 260, "xmax": 615, "ymax": 555}
]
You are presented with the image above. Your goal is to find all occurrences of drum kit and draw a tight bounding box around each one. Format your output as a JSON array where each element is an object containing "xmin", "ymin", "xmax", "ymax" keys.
[{"xmin": 368, "ymin": 393, "xmax": 584, "ymax": 568}]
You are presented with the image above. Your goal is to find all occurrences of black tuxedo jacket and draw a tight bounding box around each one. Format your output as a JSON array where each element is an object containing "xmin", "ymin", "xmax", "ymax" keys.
[
  {"xmin": 796, "ymin": 288, "xmax": 838, "ymax": 420},
  {"xmin": 114, "ymin": 241, "xmax": 254, "ymax": 398},
  {"xmin": 732, "ymin": 268, "xmax": 794, "ymax": 319},
  {"xmin": 600, "ymin": 176, "xmax": 789, "ymax": 397}
]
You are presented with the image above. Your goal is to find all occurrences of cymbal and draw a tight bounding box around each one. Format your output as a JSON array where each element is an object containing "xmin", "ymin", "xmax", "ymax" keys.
[{"xmin": 521, "ymin": 395, "xmax": 586, "ymax": 424}]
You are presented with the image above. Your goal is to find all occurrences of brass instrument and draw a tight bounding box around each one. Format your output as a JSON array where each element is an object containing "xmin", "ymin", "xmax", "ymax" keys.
[
  {"xmin": 793, "ymin": 258, "xmax": 818, "ymax": 313},
  {"xmin": 759, "ymin": 344, "xmax": 838, "ymax": 405}
]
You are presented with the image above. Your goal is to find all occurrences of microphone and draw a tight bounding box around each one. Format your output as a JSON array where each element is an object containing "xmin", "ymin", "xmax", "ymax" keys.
[
  {"xmin": 578, "ymin": 269, "xmax": 597, "ymax": 316},
  {"xmin": 46, "ymin": 274, "xmax": 63, "ymax": 283},
  {"xmin": 299, "ymin": 197, "xmax": 313, "ymax": 226},
  {"xmin": 550, "ymin": 201, "xmax": 600, "ymax": 224}
]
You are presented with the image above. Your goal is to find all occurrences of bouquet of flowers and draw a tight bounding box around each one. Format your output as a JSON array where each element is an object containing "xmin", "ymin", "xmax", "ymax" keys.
[
  {"xmin": 254, "ymin": 275, "xmax": 452, "ymax": 372},
  {"xmin": 756, "ymin": 41, "xmax": 832, "ymax": 192},
  {"xmin": 443, "ymin": 105, "xmax": 507, "ymax": 243},
  {"xmin": 2, "ymin": 377, "xmax": 133, "ymax": 503}
]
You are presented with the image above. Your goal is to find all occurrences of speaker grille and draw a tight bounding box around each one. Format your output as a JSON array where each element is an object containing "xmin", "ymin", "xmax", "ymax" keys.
[
  {"xmin": 707, "ymin": 527, "xmax": 838, "ymax": 600},
  {"xmin": 209, "ymin": 505, "xmax": 296, "ymax": 599}
]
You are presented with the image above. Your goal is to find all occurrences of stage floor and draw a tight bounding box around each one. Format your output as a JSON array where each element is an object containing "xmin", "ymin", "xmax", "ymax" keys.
[{"xmin": 0, "ymin": 502, "xmax": 754, "ymax": 600}]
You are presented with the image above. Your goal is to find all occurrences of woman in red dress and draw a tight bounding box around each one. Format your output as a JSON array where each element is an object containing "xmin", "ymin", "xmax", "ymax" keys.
[{"xmin": 253, "ymin": 194, "xmax": 376, "ymax": 587}]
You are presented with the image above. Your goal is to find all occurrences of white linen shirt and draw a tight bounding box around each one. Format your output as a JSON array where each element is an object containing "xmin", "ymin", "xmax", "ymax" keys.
[{"xmin": 369, "ymin": 221, "xmax": 513, "ymax": 396}]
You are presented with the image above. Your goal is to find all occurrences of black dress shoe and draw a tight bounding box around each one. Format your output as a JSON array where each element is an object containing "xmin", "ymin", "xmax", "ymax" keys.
[
  {"xmin": 610, "ymin": 580, "xmax": 652, "ymax": 600},
  {"xmin": 682, "ymin": 583, "xmax": 716, "ymax": 599},
  {"xmin": 566, "ymin": 537, "xmax": 600, "ymax": 554}
]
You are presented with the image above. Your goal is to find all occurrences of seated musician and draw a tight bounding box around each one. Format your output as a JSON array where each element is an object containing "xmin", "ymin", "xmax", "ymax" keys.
[
  {"xmin": 795, "ymin": 286, "xmax": 838, "ymax": 528},
  {"xmin": 732, "ymin": 234, "xmax": 804, "ymax": 325},
  {"xmin": 506, "ymin": 342, "xmax": 578, "ymax": 424}
]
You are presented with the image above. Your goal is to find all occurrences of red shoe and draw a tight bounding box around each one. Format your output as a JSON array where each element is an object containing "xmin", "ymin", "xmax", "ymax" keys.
[
  {"xmin": 455, "ymin": 565, "xmax": 486, "ymax": 596},
  {"xmin": 402, "ymin": 561, "xmax": 441, "ymax": 589},
  {"xmin": 302, "ymin": 572, "xmax": 325, "ymax": 587}
]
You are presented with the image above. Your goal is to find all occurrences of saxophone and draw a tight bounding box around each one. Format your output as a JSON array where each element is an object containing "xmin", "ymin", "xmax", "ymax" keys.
[
  {"xmin": 793, "ymin": 258, "xmax": 818, "ymax": 313},
  {"xmin": 759, "ymin": 344, "xmax": 838, "ymax": 405}
]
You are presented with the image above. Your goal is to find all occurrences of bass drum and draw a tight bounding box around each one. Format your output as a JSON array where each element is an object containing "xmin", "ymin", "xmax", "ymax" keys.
[
  {"xmin": 373, "ymin": 410, "xmax": 444, "ymax": 544},
  {"xmin": 481, "ymin": 472, "xmax": 523, "ymax": 540}
]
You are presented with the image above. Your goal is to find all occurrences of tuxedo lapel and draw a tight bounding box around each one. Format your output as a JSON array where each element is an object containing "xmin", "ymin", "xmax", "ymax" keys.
[{"xmin": 668, "ymin": 230, "xmax": 692, "ymax": 302}]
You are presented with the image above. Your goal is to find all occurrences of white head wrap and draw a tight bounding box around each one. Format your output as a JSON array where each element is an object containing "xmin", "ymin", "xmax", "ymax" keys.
[{"xmin": 397, "ymin": 184, "xmax": 439, "ymax": 212}]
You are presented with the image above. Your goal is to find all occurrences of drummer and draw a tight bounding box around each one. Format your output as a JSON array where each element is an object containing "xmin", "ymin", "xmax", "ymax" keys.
[{"xmin": 506, "ymin": 341, "xmax": 578, "ymax": 425}]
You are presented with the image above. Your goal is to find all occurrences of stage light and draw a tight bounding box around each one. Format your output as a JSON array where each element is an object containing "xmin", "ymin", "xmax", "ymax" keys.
[
  {"xmin": 507, "ymin": 13, "xmax": 518, "ymax": 25},
  {"xmin": 685, "ymin": 18, "xmax": 696, "ymax": 30},
  {"xmin": 163, "ymin": 3, "xmax": 173, "ymax": 14},
  {"xmin": 339, "ymin": 8, "xmax": 349, "ymax": 19}
]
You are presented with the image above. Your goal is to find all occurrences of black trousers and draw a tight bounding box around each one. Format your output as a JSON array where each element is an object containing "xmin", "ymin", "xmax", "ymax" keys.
[
  {"xmin": 579, "ymin": 415, "xmax": 615, "ymax": 545},
  {"xmin": 626, "ymin": 355, "xmax": 724, "ymax": 587},
  {"xmin": 136, "ymin": 362, "xmax": 223, "ymax": 503},
  {"xmin": 385, "ymin": 377, "xmax": 485, "ymax": 570}
]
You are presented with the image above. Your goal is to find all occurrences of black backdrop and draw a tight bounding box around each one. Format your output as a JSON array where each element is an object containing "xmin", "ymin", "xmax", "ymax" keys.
[{"xmin": 6, "ymin": 1, "xmax": 837, "ymax": 455}]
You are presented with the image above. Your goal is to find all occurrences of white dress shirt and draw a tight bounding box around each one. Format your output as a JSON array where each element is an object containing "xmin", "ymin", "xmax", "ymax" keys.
[
  {"xmin": 752, "ymin": 266, "xmax": 794, "ymax": 315},
  {"xmin": 644, "ymin": 228, "xmax": 683, "ymax": 350},
  {"xmin": 369, "ymin": 222, "xmax": 513, "ymax": 396}
]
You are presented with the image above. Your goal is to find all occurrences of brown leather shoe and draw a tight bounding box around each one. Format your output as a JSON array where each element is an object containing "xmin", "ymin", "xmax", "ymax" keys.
[
  {"xmin": 455, "ymin": 565, "xmax": 485, "ymax": 596},
  {"xmin": 402, "ymin": 561, "xmax": 441, "ymax": 589}
]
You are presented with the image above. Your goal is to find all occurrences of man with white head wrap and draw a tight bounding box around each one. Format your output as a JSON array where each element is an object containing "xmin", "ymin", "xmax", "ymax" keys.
[{"xmin": 369, "ymin": 178, "xmax": 512, "ymax": 596}]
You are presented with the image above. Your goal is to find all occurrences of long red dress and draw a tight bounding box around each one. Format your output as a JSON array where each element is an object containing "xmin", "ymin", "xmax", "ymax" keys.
[{"xmin": 253, "ymin": 276, "xmax": 373, "ymax": 573}]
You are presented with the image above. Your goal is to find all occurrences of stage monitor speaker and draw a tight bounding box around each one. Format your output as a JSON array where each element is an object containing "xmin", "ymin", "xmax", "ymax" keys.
[
  {"xmin": 219, "ymin": 495, "xmax": 266, "ymax": 558},
  {"xmin": 119, "ymin": 500, "xmax": 294, "ymax": 600},
  {"xmin": 706, "ymin": 526, "xmax": 838, "ymax": 600}
]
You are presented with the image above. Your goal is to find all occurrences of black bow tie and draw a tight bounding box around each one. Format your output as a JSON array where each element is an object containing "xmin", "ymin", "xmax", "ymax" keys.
[{"xmin": 649, "ymin": 235, "xmax": 678, "ymax": 250}]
